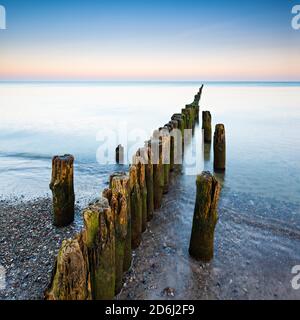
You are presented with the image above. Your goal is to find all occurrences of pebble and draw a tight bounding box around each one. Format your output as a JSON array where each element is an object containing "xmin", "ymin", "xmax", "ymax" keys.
[{"xmin": 0, "ymin": 198, "xmax": 79, "ymax": 300}]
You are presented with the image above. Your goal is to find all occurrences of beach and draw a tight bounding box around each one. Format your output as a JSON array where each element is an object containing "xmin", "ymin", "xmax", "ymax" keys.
[{"xmin": 1, "ymin": 82, "xmax": 300, "ymax": 300}]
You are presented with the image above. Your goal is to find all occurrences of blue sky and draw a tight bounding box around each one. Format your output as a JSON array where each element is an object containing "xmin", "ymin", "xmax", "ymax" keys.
[{"xmin": 0, "ymin": 0, "xmax": 299, "ymax": 80}]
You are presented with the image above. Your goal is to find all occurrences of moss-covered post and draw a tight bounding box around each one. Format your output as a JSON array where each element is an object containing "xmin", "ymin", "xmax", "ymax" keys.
[
  {"xmin": 161, "ymin": 127, "xmax": 170, "ymax": 194},
  {"xmin": 45, "ymin": 235, "xmax": 91, "ymax": 300},
  {"xmin": 82, "ymin": 198, "xmax": 115, "ymax": 300},
  {"xmin": 169, "ymin": 120, "xmax": 178, "ymax": 172},
  {"xmin": 133, "ymin": 151, "xmax": 148, "ymax": 232},
  {"xmin": 129, "ymin": 165, "xmax": 142, "ymax": 249},
  {"xmin": 185, "ymin": 105, "xmax": 195, "ymax": 128},
  {"xmin": 143, "ymin": 143, "xmax": 154, "ymax": 221},
  {"xmin": 202, "ymin": 111, "xmax": 212, "ymax": 143},
  {"xmin": 189, "ymin": 172, "xmax": 220, "ymax": 262},
  {"xmin": 182, "ymin": 108, "xmax": 190, "ymax": 129},
  {"xmin": 171, "ymin": 114, "xmax": 184, "ymax": 135},
  {"xmin": 49, "ymin": 154, "xmax": 75, "ymax": 227},
  {"xmin": 152, "ymin": 138, "xmax": 164, "ymax": 210},
  {"xmin": 171, "ymin": 114, "xmax": 185, "ymax": 152},
  {"xmin": 116, "ymin": 144, "xmax": 124, "ymax": 164},
  {"xmin": 103, "ymin": 173, "xmax": 130, "ymax": 294},
  {"xmin": 213, "ymin": 124, "xmax": 226, "ymax": 171}
]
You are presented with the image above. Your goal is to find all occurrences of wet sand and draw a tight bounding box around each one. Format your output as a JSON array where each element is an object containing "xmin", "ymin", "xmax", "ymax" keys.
[{"xmin": 118, "ymin": 169, "xmax": 300, "ymax": 300}]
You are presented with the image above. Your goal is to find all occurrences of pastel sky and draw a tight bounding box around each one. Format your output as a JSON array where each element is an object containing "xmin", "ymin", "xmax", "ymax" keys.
[{"xmin": 0, "ymin": 0, "xmax": 299, "ymax": 81}]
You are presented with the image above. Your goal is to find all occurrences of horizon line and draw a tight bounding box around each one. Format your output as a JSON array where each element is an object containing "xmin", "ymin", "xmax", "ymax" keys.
[{"xmin": 1, "ymin": 80, "xmax": 300, "ymax": 83}]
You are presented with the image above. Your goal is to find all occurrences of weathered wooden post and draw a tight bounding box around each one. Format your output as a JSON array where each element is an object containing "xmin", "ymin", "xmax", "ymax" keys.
[
  {"xmin": 204, "ymin": 143, "xmax": 211, "ymax": 162},
  {"xmin": 116, "ymin": 144, "xmax": 124, "ymax": 164},
  {"xmin": 49, "ymin": 154, "xmax": 75, "ymax": 227},
  {"xmin": 142, "ymin": 143, "xmax": 154, "ymax": 221},
  {"xmin": 171, "ymin": 114, "xmax": 184, "ymax": 135},
  {"xmin": 189, "ymin": 172, "xmax": 221, "ymax": 262},
  {"xmin": 171, "ymin": 113, "xmax": 185, "ymax": 152},
  {"xmin": 45, "ymin": 234, "xmax": 91, "ymax": 300},
  {"xmin": 169, "ymin": 121, "xmax": 177, "ymax": 172},
  {"xmin": 185, "ymin": 105, "xmax": 195, "ymax": 128},
  {"xmin": 134, "ymin": 151, "xmax": 148, "ymax": 232},
  {"xmin": 123, "ymin": 199, "xmax": 132, "ymax": 272},
  {"xmin": 82, "ymin": 198, "xmax": 115, "ymax": 300},
  {"xmin": 202, "ymin": 111, "xmax": 212, "ymax": 143},
  {"xmin": 103, "ymin": 173, "xmax": 130, "ymax": 294},
  {"xmin": 152, "ymin": 138, "xmax": 164, "ymax": 209},
  {"xmin": 161, "ymin": 127, "xmax": 170, "ymax": 194},
  {"xmin": 213, "ymin": 124, "xmax": 226, "ymax": 171},
  {"xmin": 129, "ymin": 165, "xmax": 142, "ymax": 249},
  {"xmin": 182, "ymin": 108, "xmax": 190, "ymax": 129}
]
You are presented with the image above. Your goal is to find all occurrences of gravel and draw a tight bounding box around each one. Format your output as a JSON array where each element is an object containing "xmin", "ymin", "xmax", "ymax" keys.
[{"xmin": 0, "ymin": 197, "xmax": 81, "ymax": 300}]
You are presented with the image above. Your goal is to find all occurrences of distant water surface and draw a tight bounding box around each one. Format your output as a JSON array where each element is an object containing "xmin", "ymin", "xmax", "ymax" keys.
[
  {"xmin": 1, "ymin": 81, "xmax": 300, "ymax": 299},
  {"xmin": 0, "ymin": 81, "xmax": 299, "ymax": 209}
]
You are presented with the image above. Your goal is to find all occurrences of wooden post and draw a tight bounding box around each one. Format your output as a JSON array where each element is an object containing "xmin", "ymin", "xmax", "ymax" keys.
[
  {"xmin": 82, "ymin": 198, "xmax": 115, "ymax": 300},
  {"xmin": 171, "ymin": 114, "xmax": 184, "ymax": 135},
  {"xmin": 108, "ymin": 172, "xmax": 132, "ymax": 272},
  {"xmin": 45, "ymin": 234, "xmax": 91, "ymax": 300},
  {"xmin": 169, "ymin": 121, "xmax": 177, "ymax": 172},
  {"xmin": 202, "ymin": 111, "xmax": 212, "ymax": 143},
  {"xmin": 204, "ymin": 143, "xmax": 211, "ymax": 162},
  {"xmin": 116, "ymin": 144, "xmax": 124, "ymax": 164},
  {"xmin": 129, "ymin": 165, "xmax": 142, "ymax": 249},
  {"xmin": 103, "ymin": 173, "xmax": 130, "ymax": 294},
  {"xmin": 182, "ymin": 108, "xmax": 190, "ymax": 129},
  {"xmin": 134, "ymin": 151, "xmax": 148, "ymax": 233},
  {"xmin": 141, "ymin": 145, "xmax": 154, "ymax": 222},
  {"xmin": 171, "ymin": 114, "xmax": 185, "ymax": 151},
  {"xmin": 213, "ymin": 124, "xmax": 226, "ymax": 171},
  {"xmin": 152, "ymin": 139, "xmax": 164, "ymax": 209},
  {"xmin": 189, "ymin": 172, "xmax": 220, "ymax": 262},
  {"xmin": 49, "ymin": 154, "xmax": 75, "ymax": 227},
  {"xmin": 161, "ymin": 127, "xmax": 170, "ymax": 194}
]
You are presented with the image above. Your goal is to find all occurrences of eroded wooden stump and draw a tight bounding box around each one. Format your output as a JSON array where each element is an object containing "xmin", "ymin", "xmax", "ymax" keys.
[
  {"xmin": 161, "ymin": 128, "xmax": 170, "ymax": 194},
  {"xmin": 116, "ymin": 144, "xmax": 124, "ymax": 164},
  {"xmin": 133, "ymin": 152, "xmax": 148, "ymax": 233},
  {"xmin": 129, "ymin": 165, "xmax": 142, "ymax": 249},
  {"xmin": 104, "ymin": 173, "xmax": 130, "ymax": 294},
  {"xmin": 189, "ymin": 172, "xmax": 220, "ymax": 262},
  {"xmin": 202, "ymin": 111, "xmax": 212, "ymax": 143},
  {"xmin": 213, "ymin": 124, "xmax": 226, "ymax": 171},
  {"xmin": 152, "ymin": 139, "xmax": 164, "ymax": 209},
  {"xmin": 45, "ymin": 235, "xmax": 91, "ymax": 300},
  {"xmin": 82, "ymin": 198, "xmax": 115, "ymax": 300},
  {"xmin": 143, "ymin": 144, "xmax": 154, "ymax": 221},
  {"xmin": 50, "ymin": 154, "xmax": 75, "ymax": 227}
]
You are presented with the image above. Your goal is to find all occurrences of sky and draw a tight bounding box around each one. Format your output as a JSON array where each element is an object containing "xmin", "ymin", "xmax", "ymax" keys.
[{"xmin": 0, "ymin": 0, "xmax": 299, "ymax": 81}]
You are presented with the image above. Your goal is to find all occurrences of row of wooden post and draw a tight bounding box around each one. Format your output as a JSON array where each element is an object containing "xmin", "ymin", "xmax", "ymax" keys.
[{"xmin": 46, "ymin": 86, "xmax": 204, "ymax": 300}]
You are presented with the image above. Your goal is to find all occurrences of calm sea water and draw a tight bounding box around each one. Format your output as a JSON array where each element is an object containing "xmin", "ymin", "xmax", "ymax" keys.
[
  {"xmin": 0, "ymin": 81, "xmax": 299, "ymax": 207},
  {"xmin": 1, "ymin": 81, "xmax": 300, "ymax": 299}
]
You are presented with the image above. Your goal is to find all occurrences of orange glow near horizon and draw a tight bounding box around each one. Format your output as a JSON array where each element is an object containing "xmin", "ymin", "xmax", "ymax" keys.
[{"xmin": 0, "ymin": 46, "xmax": 299, "ymax": 81}]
